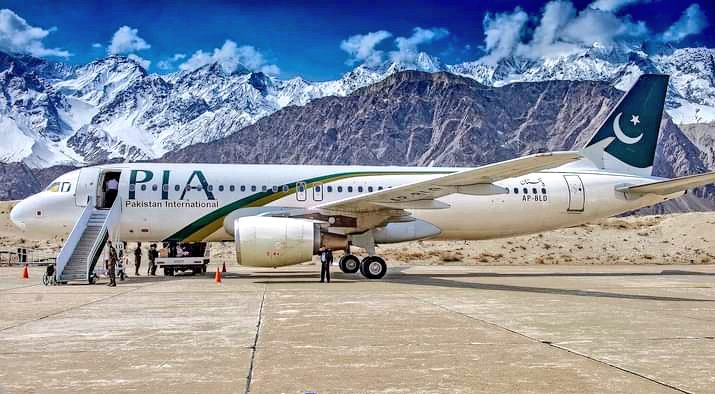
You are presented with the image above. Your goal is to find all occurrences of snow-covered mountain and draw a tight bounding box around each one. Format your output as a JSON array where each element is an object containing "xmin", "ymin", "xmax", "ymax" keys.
[{"xmin": 1, "ymin": 45, "xmax": 714, "ymax": 168}]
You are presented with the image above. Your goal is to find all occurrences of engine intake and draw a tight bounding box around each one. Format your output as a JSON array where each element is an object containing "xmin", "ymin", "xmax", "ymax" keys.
[{"xmin": 234, "ymin": 216, "xmax": 347, "ymax": 267}]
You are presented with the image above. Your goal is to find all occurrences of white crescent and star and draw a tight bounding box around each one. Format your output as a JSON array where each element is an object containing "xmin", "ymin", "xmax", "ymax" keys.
[{"xmin": 613, "ymin": 112, "xmax": 643, "ymax": 144}]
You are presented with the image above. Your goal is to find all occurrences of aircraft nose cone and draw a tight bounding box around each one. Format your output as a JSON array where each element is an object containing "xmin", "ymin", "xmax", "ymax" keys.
[{"xmin": 9, "ymin": 201, "xmax": 27, "ymax": 230}]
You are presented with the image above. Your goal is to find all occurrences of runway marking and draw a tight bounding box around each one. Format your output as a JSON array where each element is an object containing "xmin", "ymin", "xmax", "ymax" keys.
[
  {"xmin": 410, "ymin": 293, "xmax": 693, "ymax": 394},
  {"xmin": 244, "ymin": 284, "xmax": 266, "ymax": 394}
]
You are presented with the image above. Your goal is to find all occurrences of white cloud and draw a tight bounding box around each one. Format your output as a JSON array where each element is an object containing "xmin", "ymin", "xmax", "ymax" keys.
[
  {"xmin": 157, "ymin": 53, "xmax": 186, "ymax": 71},
  {"xmin": 91, "ymin": 42, "xmax": 103, "ymax": 48},
  {"xmin": 517, "ymin": 1, "xmax": 579, "ymax": 58},
  {"xmin": 390, "ymin": 27, "xmax": 449, "ymax": 63},
  {"xmin": 562, "ymin": 8, "xmax": 647, "ymax": 47},
  {"xmin": 108, "ymin": 25, "xmax": 150, "ymax": 55},
  {"xmin": 127, "ymin": 53, "xmax": 150, "ymax": 70},
  {"xmin": 340, "ymin": 30, "xmax": 392, "ymax": 66},
  {"xmin": 0, "ymin": 9, "xmax": 70, "ymax": 58},
  {"xmin": 661, "ymin": 4, "xmax": 708, "ymax": 43},
  {"xmin": 479, "ymin": 8, "xmax": 528, "ymax": 65},
  {"xmin": 179, "ymin": 40, "xmax": 280, "ymax": 76},
  {"xmin": 589, "ymin": 0, "xmax": 648, "ymax": 12},
  {"xmin": 480, "ymin": 1, "xmax": 651, "ymax": 63}
]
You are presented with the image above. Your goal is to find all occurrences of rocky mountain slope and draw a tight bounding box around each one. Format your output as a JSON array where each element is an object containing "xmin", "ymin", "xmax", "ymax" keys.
[{"xmin": 1, "ymin": 45, "xmax": 713, "ymax": 168}]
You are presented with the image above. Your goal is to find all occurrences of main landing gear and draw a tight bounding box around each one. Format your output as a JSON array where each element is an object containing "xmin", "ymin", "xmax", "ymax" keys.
[{"xmin": 339, "ymin": 254, "xmax": 387, "ymax": 279}]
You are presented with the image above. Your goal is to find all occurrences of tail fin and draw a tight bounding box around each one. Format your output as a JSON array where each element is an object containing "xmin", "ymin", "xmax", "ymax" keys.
[{"xmin": 583, "ymin": 74, "xmax": 669, "ymax": 176}]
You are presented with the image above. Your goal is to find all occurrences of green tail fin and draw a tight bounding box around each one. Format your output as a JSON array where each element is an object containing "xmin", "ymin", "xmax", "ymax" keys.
[{"xmin": 584, "ymin": 74, "xmax": 669, "ymax": 176}]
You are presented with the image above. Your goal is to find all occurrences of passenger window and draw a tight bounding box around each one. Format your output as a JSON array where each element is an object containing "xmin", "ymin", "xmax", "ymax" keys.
[
  {"xmin": 174, "ymin": 185, "xmax": 180, "ymax": 192},
  {"xmin": 357, "ymin": 186, "xmax": 363, "ymax": 193},
  {"xmin": 513, "ymin": 188, "xmax": 518, "ymax": 194},
  {"xmin": 230, "ymin": 185, "xmax": 235, "ymax": 192},
  {"xmin": 196, "ymin": 185, "xmax": 202, "ymax": 191},
  {"xmin": 523, "ymin": 188, "xmax": 528, "ymax": 194},
  {"xmin": 337, "ymin": 186, "xmax": 343, "ymax": 192},
  {"xmin": 541, "ymin": 188, "xmax": 547, "ymax": 194},
  {"xmin": 129, "ymin": 184, "xmax": 135, "ymax": 192},
  {"xmin": 162, "ymin": 184, "xmax": 169, "ymax": 192},
  {"xmin": 368, "ymin": 186, "xmax": 373, "ymax": 192},
  {"xmin": 61, "ymin": 182, "xmax": 71, "ymax": 192},
  {"xmin": 262, "ymin": 185, "xmax": 267, "ymax": 192},
  {"xmin": 152, "ymin": 184, "xmax": 158, "ymax": 191},
  {"xmin": 219, "ymin": 185, "xmax": 224, "ymax": 192},
  {"xmin": 282, "ymin": 185, "xmax": 289, "ymax": 192},
  {"xmin": 327, "ymin": 186, "xmax": 333, "ymax": 193},
  {"xmin": 239, "ymin": 185, "xmax": 244, "ymax": 192},
  {"xmin": 141, "ymin": 184, "xmax": 147, "ymax": 191},
  {"xmin": 378, "ymin": 186, "xmax": 383, "ymax": 191},
  {"xmin": 251, "ymin": 185, "xmax": 256, "ymax": 192},
  {"xmin": 347, "ymin": 186, "xmax": 353, "ymax": 193},
  {"xmin": 46, "ymin": 182, "xmax": 60, "ymax": 192},
  {"xmin": 532, "ymin": 188, "xmax": 537, "ymax": 194},
  {"xmin": 272, "ymin": 185, "xmax": 278, "ymax": 192},
  {"xmin": 207, "ymin": 185, "xmax": 213, "ymax": 192}
]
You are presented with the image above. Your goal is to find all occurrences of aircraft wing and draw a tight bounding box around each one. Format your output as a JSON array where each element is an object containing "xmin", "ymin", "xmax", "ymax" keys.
[
  {"xmin": 314, "ymin": 151, "xmax": 581, "ymax": 213},
  {"xmin": 617, "ymin": 171, "xmax": 715, "ymax": 195}
]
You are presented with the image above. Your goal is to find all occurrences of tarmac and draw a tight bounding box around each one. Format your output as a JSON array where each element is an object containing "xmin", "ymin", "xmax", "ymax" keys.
[{"xmin": 1, "ymin": 263, "xmax": 714, "ymax": 394}]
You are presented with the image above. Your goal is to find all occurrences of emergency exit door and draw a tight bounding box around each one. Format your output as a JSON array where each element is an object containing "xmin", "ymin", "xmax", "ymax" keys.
[
  {"xmin": 296, "ymin": 182, "xmax": 307, "ymax": 201},
  {"xmin": 564, "ymin": 175, "xmax": 585, "ymax": 212},
  {"xmin": 313, "ymin": 183, "xmax": 323, "ymax": 201}
]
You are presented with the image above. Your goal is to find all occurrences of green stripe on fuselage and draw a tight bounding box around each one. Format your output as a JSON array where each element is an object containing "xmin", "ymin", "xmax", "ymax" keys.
[{"xmin": 164, "ymin": 170, "xmax": 453, "ymax": 242}]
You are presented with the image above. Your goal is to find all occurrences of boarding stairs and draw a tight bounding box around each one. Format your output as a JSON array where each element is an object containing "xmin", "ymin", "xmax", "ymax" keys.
[{"xmin": 55, "ymin": 197, "xmax": 122, "ymax": 283}]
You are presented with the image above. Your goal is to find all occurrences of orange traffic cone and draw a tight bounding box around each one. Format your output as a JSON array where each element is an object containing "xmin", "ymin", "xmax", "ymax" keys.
[
  {"xmin": 214, "ymin": 267, "xmax": 222, "ymax": 283},
  {"xmin": 22, "ymin": 264, "xmax": 29, "ymax": 279},
  {"xmin": 221, "ymin": 262, "xmax": 227, "ymax": 273}
]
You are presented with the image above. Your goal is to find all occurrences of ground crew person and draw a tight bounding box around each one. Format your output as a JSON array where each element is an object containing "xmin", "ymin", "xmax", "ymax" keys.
[
  {"xmin": 106, "ymin": 241, "xmax": 117, "ymax": 287},
  {"xmin": 320, "ymin": 248, "xmax": 332, "ymax": 283},
  {"xmin": 148, "ymin": 244, "xmax": 158, "ymax": 276},
  {"xmin": 134, "ymin": 242, "xmax": 142, "ymax": 275}
]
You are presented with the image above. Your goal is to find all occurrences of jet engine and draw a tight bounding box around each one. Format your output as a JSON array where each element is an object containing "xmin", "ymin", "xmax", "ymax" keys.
[{"xmin": 234, "ymin": 216, "xmax": 347, "ymax": 267}]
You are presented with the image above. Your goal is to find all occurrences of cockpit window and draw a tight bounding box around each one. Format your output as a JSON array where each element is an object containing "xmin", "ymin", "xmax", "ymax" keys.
[
  {"xmin": 61, "ymin": 182, "xmax": 71, "ymax": 192},
  {"xmin": 46, "ymin": 182, "xmax": 60, "ymax": 192}
]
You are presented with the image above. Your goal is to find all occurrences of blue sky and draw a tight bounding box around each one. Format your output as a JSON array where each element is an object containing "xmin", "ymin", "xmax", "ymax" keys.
[{"xmin": 1, "ymin": 0, "xmax": 713, "ymax": 80}]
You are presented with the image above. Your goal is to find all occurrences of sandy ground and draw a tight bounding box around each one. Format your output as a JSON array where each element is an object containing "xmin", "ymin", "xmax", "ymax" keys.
[{"xmin": 2, "ymin": 200, "xmax": 714, "ymax": 266}]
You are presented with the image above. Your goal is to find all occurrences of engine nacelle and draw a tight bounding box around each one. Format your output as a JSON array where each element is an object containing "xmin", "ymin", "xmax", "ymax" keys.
[{"xmin": 234, "ymin": 217, "xmax": 347, "ymax": 267}]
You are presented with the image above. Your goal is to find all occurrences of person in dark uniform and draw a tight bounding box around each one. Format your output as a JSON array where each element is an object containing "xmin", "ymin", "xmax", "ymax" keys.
[
  {"xmin": 134, "ymin": 242, "xmax": 142, "ymax": 276},
  {"xmin": 106, "ymin": 241, "xmax": 117, "ymax": 287},
  {"xmin": 320, "ymin": 248, "xmax": 332, "ymax": 283},
  {"xmin": 148, "ymin": 244, "xmax": 158, "ymax": 276}
]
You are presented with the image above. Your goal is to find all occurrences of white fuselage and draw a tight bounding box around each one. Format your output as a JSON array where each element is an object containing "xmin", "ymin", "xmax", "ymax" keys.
[{"xmin": 10, "ymin": 162, "xmax": 676, "ymax": 245}]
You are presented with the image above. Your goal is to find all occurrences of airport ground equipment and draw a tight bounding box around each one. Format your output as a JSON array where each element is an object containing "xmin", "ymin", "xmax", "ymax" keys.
[{"xmin": 155, "ymin": 242, "xmax": 209, "ymax": 276}]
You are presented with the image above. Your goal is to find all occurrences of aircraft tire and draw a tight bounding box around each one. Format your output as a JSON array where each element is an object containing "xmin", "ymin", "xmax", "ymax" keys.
[
  {"xmin": 360, "ymin": 256, "xmax": 387, "ymax": 279},
  {"xmin": 339, "ymin": 255, "xmax": 360, "ymax": 273}
]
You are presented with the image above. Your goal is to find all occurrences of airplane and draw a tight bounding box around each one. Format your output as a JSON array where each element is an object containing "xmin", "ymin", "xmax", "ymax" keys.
[{"xmin": 9, "ymin": 74, "xmax": 715, "ymax": 280}]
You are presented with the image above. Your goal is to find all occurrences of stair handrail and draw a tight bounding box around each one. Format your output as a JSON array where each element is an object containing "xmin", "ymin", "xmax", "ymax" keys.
[
  {"xmin": 55, "ymin": 195, "xmax": 95, "ymax": 281},
  {"xmin": 85, "ymin": 196, "xmax": 123, "ymax": 279}
]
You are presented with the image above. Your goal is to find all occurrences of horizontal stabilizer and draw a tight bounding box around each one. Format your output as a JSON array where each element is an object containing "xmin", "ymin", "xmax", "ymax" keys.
[{"xmin": 617, "ymin": 171, "xmax": 715, "ymax": 195}]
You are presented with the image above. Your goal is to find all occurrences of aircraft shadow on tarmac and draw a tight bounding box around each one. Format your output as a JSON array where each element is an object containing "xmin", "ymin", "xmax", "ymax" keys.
[
  {"xmin": 380, "ymin": 270, "xmax": 715, "ymax": 302},
  {"xmin": 105, "ymin": 269, "xmax": 714, "ymax": 302}
]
